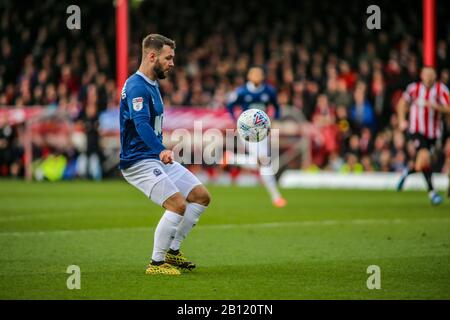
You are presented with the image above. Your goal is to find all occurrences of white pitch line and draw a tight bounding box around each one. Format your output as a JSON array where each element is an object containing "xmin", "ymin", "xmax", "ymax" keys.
[{"xmin": 0, "ymin": 218, "xmax": 449, "ymax": 237}]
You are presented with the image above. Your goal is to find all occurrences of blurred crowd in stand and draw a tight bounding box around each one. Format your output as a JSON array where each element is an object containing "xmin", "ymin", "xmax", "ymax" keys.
[{"xmin": 1, "ymin": 0, "xmax": 450, "ymax": 179}]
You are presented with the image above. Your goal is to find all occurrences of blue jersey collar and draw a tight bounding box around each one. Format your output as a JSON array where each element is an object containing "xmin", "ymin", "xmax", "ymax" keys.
[{"xmin": 136, "ymin": 71, "xmax": 158, "ymax": 86}]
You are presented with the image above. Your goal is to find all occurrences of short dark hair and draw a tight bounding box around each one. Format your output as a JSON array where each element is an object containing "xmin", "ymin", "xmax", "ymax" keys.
[
  {"xmin": 142, "ymin": 34, "xmax": 176, "ymax": 54},
  {"xmin": 248, "ymin": 65, "xmax": 266, "ymax": 75}
]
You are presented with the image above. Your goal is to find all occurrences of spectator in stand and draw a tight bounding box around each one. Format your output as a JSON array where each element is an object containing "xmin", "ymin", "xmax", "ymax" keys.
[
  {"xmin": 334, "ymin": 78, "xmax": 352, "ymax": 109},
  {"xmin": 311, "ymin": 94, "xmax": 339, "ymax": 166},
  {"xmin": 338, "ymin": 61, "xmax": 357, "ymax": 91},
  {"xmin": 361, "ymin": 155, "xmax": 375, "ymax": 172},
  {"xmin": 76, "ymin": 101, "xmax": 102, "ymax": 181},
  {"xmin": 350, "ymin": 87, "xmax": 376, "ymax": 132},
  {"xmin": 343, "ymin": 134, "xmax": 361, "ymax": 160},
  {"xmin": 340, "ymin": 153, "xmax": 363, "ymax": 173},
  {"xmin": 0, "ymin": 114, "xmax": 14, "ymax": 176},
  {"xmin": 359, "ymin": 127, "xmax": 373, "ymax": 156}
]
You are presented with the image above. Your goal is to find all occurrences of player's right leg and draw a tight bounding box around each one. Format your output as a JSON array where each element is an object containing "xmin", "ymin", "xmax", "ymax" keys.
[
  {"xmin": 144, "ymin": 191, "xmax": 187, "ymax": 275},
  {"xmin": 397, "ymin": 135, "xmax": 417, "ymax": 191},
  {"xmin": 397, "ymin": 165, "xmax": 415, "ymax": 191},
  {"xmin": 446, "ymin": 139, "xmax": 450, "ymax": 197},
  {"xmin": 416, "ymin": 148, "xmax": 442, "ymax": 205},
  {"xmin": 163, "ymin": 162, "xmax": 211, "ymax": 270},
  {"xmin": 250, "ymin": 137, "xmax": 286, "ymax": 208},
  {"xmin": 121, "ymin": 159, "xmax": 187, "ymax": 275},
  {"xmin": 448, "ymin": 171, "xmax": 450, "ymax": 198}
]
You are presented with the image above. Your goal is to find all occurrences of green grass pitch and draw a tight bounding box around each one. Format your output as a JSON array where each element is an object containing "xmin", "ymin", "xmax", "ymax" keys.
[{"xmin": 0, "ymin": 180, "xmax": 449, "ymax": 299}]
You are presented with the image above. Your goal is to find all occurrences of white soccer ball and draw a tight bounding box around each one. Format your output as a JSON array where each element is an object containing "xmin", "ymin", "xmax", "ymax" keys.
[{"xmin": 237, "ymin": 109, "xmax": 271, "ymax": 142}]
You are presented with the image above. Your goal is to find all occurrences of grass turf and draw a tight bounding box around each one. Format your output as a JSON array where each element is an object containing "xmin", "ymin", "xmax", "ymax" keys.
[{"xmin": 0, "ymin": 180, "xmax": 449, "ymax": 299}]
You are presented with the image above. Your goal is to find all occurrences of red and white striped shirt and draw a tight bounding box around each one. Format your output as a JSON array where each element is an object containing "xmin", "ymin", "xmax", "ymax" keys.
[{"xmin": 402, "ymin": 81, "xmax": 450, "ymax": 139}]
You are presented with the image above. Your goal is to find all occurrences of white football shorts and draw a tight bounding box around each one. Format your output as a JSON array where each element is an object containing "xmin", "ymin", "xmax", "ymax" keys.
[{"xmin": 121, "ymin": 159, "xmax": 202, "ymax": 206}]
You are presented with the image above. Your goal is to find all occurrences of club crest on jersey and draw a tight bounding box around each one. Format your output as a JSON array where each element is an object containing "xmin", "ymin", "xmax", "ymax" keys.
[
  {"xmin": 132, "ymin": 97, "xmax": 144, "ymax": 111},
  {"xmin": 153, "ymin": 168, "xmax": 162, "ymax": 177}
]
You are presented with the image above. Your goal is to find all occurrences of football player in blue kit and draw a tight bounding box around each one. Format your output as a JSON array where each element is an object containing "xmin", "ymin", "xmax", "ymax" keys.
[
  {"xmin": 119, "ymin": 34, "xmax": 211, "ymax": 275},
  {"xmin": 226, "ymin": 66, "xmax": 287, "ymax": 208}
]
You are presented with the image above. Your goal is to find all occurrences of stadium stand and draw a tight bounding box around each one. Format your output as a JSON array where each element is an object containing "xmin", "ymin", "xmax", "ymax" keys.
[{"xmin": 0, "ymin": 0, "xmax": 449, "ymax": 179}]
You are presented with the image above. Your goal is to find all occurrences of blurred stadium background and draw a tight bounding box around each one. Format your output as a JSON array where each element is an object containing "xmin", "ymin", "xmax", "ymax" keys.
[{"xmin": 0, "ymin": 0, "xmax": 449, "ymax": 187}]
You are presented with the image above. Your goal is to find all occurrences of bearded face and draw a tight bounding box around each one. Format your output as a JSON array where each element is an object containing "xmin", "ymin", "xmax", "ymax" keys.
[
  {"xmin": 152, "ymin": 45, "xmax": 175, "ymax": 80},
  {"xmin": 153, "ymin": 59, "xmax": 167, "ymax": 79}
]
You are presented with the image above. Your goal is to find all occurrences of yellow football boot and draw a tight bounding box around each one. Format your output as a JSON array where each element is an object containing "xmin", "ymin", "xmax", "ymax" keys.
[
  {"xmin": 145, "ymin": 262, "xmax": 181, "ymax": 275},
  {"xmin": 165, "ymin": 250, "xmax": 196, "ymax": 271}
]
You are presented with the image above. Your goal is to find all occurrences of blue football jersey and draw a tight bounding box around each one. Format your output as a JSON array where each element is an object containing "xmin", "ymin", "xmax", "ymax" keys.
[
  {"xmin": 119, "ymin": 71, "xmax": 165, "ymax": 169},
  {"xmin": 226, "ymin": 82, "xmax": 281, "ymax": 120}
]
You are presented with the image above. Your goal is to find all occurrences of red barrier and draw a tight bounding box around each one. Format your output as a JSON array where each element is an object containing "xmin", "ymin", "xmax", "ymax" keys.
[{"xmin": 0, "ymin": 106, "xmax": 236, "ymax": 130}]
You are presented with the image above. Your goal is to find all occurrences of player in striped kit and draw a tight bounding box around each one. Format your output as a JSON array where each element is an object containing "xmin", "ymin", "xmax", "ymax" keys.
[{"xmin": 396, "ymin": 67, "xmax": 450, "ymax": 205}]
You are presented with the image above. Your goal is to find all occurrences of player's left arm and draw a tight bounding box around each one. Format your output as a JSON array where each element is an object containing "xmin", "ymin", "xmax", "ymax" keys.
[
  {"xmin": 127, "ymin": 86, "xmax": 166, "ymax": 155},
  {"xmin": 431, "ymin": 85, "xmax": 450, "ymax": 114},
  {"xmin": 432, "ymin": 105, "xmax": 450, "ymax": 114},
  {"xmin": 226, "ymin": 89, "xmax": 243, "ymax": 121},
  {"xmin": 268, "ymin": 86, "xmax": 281, "ymax": 120}
]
